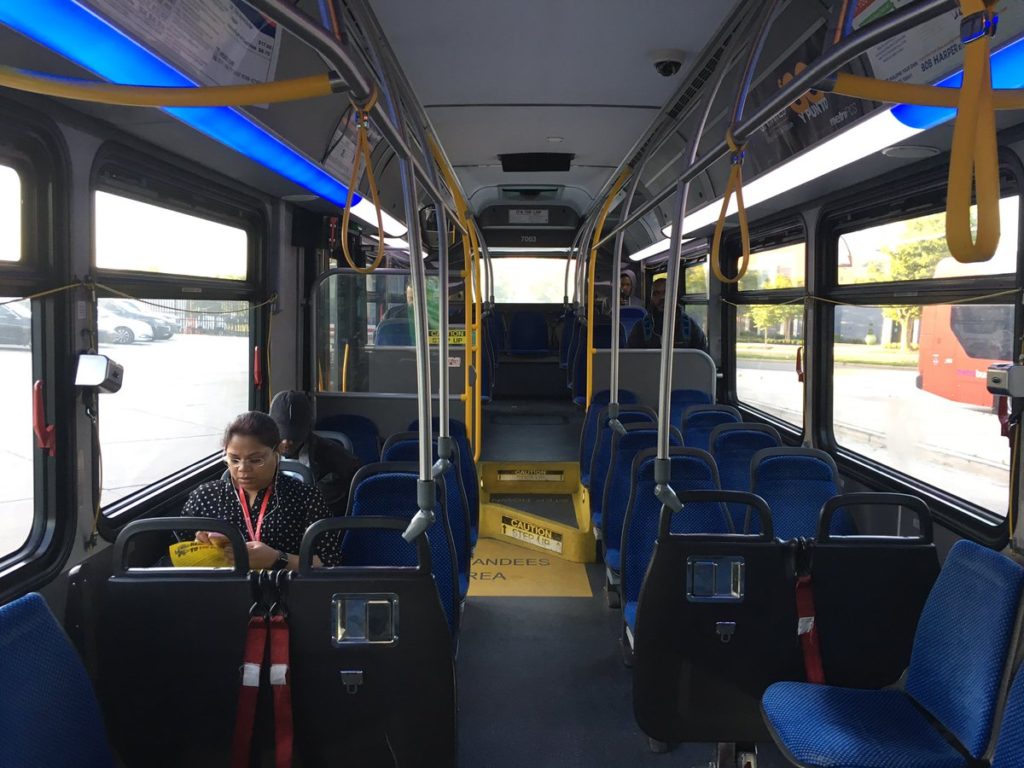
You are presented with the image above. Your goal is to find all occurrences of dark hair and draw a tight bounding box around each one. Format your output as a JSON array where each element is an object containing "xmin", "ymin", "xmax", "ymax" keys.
[{"xmin": 222, "ymin": 411, "xmax": 280, "ymax": 449}]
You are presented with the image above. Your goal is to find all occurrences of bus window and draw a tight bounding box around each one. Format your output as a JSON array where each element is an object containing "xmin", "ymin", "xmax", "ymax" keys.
[
  {"xmin": 735, "ymin": 303, "xmax": 804, "ymax": 426},
  {"xmin": 94, "ymin": 191, "xmax": 248, "ymax": 280},
  {"xmin": 737, "ymin": 243, "xmax": 805, "ymax": 291},
  {"xmin": 837, "ymin": 197, "xmax": 1019, "ymax": 285},
  {"xmin": 0, "ymin": 298, "xmax": 32, "ymax": 558},
  {"xmin": 833, "ymin": 303, "xmax": 1011, "ymax": 514},
  {"xmin": 0, "ymin": 166, "xmax": 19, "ymax": 262},
  {"xmin": 492, "ymin": 257, "xmax": 574, "ymax": 303}
]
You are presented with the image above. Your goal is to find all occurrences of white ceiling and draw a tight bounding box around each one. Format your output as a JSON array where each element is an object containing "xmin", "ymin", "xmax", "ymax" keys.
[{"xmin": 369, "ymin": 0, "xmax": 742, "ymax": 214}]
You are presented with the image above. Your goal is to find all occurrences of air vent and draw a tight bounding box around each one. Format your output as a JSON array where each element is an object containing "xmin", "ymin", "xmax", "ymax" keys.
[
  {"xmin": 500, "ymin": 186, "xmax": 562, "ymax": 201},
  {"xmin": 499, "ymin": 153, "xmax": 574, "ymax": 173}
]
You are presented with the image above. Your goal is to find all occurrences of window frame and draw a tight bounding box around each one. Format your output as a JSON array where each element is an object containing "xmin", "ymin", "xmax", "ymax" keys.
[
  {"xmin": 89, "ymin": 143, "xmax": 270, "ymax": 534},
  {"xmin": 815, "ymin": 152, "xmax": 1024, "ymax": 545}
]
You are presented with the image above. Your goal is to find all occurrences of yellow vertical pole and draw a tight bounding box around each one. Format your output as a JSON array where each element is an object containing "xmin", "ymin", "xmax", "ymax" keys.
[
  {"xmin": 585, "ymin": 168, "xmax": 632, "ymax": 410},
  {"xmin": 470, "ymin": 225, "xmax": 484, "ymax": 462}
]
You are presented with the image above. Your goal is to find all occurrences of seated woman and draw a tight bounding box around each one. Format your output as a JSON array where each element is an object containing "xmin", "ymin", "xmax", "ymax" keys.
[{"xmin": 182, "ymin": 411, "xmax": 341, "ymax": 569}]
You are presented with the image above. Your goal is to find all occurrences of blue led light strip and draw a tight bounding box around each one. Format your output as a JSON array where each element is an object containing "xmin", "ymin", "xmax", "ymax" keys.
[
  {"xmin": 0, "ymin": 0, "xmax": 362, "ymax": 208},
  {"xmin": 892, "ymin": 36, "xmax": 1024, "ymax": 130}
]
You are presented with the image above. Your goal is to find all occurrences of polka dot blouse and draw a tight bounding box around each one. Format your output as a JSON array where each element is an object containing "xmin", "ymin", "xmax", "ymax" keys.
[{"xmin": 181, "ymin": 472, "xmax": 342, "ymax": 566}]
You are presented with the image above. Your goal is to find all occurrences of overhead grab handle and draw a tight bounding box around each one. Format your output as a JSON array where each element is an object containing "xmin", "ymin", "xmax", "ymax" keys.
[
  {"xmin": 710, "ymin": 129, "xmax": 751, "ymax": 285},
  {"xmin": 340, "ymin": 88, "xmax": 387, "ymax": 274}
]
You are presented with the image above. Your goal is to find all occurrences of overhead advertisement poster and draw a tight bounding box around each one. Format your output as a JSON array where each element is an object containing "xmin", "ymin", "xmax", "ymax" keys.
[
  {"xmin": 838, "ymin": 0, "xmax": 1024, "ymax": 85},
  {"xmin": 80, "ymin": 0, "xmax": 281, "ymax": 94}
]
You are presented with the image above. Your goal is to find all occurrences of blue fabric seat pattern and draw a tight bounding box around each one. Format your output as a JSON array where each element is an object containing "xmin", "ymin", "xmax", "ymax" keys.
[
  {"xmin": 670, "ymin": 388, "xmax": 713, "ymax": 430},
  {"xmin": 578, "ymin": 390, "xmax": 638, "ymax": 487},
  {"xmin": 681, "ymin": 404, "xmax": 741, "ymax": 451},
  {"xmin": 589, "ymin": 408, "xmax": 656, "ymax": 530},
  {"xmin": 993, "ymin": 660, "xmax": 1024, "ymax": 767},
  {"xmin": 618, "ymin": 306, "xmax": 646, "ymax": 338},
  {"xmin": 409, "ymin": 418, "xmax": 478, "ymax": 546},
  {"xmin": 0, "ymin": 593, "xmax": 114, "ymax": 768},
  {"xmin": 620, "ymin": 449, "xmax": 724, "ymax": 632},
  {"xmin": 751, "ymin": 448, "xmax": 849, "ymax": 538},
  {"xmin": 316, "ymin": 413, "xmax": 381, "ymax": 464},
  {"xmin": 374, "ymin": 317, "xmax": 413, "ymax": 346},
  {"xmin": 710, "ymin": 424, "xmax": 781, "ymax": 532},
  {"xmin": 343, "ymin": 471, "xmax": 459, "ymax": 635},
  {"xmin": 762, "ymin": 539, "xmax": 1024, "ymax": 767},
  {"xmin": 602, "ymin": 427, "xmax": 680, "ymax": 573}
]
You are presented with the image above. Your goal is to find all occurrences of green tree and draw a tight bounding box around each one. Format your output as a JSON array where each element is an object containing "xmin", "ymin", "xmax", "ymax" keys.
[
  {"xmin": 746, "ymin": 275, "xmax": 802, "ymax": 342},
  {"xmin": 876, "ymin": 216, "xmax": 949, "ymax": 351}
]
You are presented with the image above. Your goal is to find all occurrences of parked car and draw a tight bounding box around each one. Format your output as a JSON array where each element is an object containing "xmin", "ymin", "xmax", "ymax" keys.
[
  {"xmin": 119, "ymin": 299, "xmax": 181, "ymax": 335},
  {"xmin": 97, "ymin": 308, "xmax": 153, "ymax": 344},
  {"xmin": 102, "ymin": 299, "xmax": 175, "ymax": 339},
  {"xmin": 0, "ymin": 301, "xmax": 30, "ymax": 346}
]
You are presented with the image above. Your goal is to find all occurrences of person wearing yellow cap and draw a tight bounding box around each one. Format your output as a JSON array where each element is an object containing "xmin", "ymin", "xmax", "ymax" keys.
[{"xmin": 627, "ymin": 272, "xmax": 708, "ymax": 351}]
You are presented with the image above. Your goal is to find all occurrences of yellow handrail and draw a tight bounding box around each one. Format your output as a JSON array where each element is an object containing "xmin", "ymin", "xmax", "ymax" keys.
[
  {"xmin": 0, "ymin": 66, "xmax": 334, "ymax": 106},
  {"xmin": 710, "ymin": 129, "xmax": 751, "ymax": 285},
  {"xmin": 339, "ymin": 89, "xmax": 386, "ymax": 274},
  {"xmin": 585, "ymin": 167, "xmax": 632, "ymax": 410}
]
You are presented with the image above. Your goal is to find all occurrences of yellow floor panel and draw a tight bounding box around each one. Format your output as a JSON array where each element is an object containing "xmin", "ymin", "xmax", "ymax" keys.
[{"xmin": 469, "ymin": 538, "xmax": 593, "ymax": 598}]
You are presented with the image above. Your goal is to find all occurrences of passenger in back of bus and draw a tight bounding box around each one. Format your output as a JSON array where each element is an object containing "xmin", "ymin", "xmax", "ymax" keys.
[
  {"xmin": 184, "ymin": 411, "xmax": 341, "ymax": 569},
  {"xmin": 620, "ymin": 269, "xmax": 644, "ymax": 308},
  {"xmin": 628, "ymin": 271, "xmax": 708, "ymax": 352},
  {"xmin": 270, "ymin": 390, "xmax": 361, "ymax": 517}
]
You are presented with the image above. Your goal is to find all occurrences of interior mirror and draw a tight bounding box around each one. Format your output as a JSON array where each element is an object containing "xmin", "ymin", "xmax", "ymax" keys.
[{"xmin": 75, "ymin": 353, "xmax": 123, "ymax": 393}]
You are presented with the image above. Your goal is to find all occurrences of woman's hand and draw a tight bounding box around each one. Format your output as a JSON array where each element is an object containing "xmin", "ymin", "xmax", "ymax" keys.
[
  {"xmin": 246, "ymin": 541, "xmax": 280, "ymax": 570},
  {"xmin": 195, "ymin": 530, "xmax": 231, "ymax": 546}
]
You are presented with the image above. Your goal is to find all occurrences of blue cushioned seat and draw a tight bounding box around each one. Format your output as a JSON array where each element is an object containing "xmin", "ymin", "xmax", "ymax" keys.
[
  {"xmin": 0, "ymin": 593, "xmax": 114, "ymax": 768},
  {"xmin": 383, "ymin": 434, "xmax": 471, "ymax": 600},
  {"xmin": 578, "ymin": 390, "xmax": 639, "ymax": 487},
  {"xmin": 709, "ymin": 423, "xmax": 782, "ymax": 532},
  {"xmin": 343, "ymin": 464, "xmax": 460, "ymax": 636},
  {"xmin": 681, "ymin": 404, "xmax": 741, "ymax": 451},
  {"xmin": 618, "ymin": 305, "xmax": 646, "ymax": 338},
  {"xmin": 508, "ymin": 310, "xmax": 549, "ymax": 355},
  {"xmin": 751, "ymin": 447, "xmax": 849, "ymax": 538},
  {"xmin": 670, "ymin": 388, "xmax": 714, "ymax": 431},
  {"xmin": 374, "ymin": 317, "xmax": 413, "ymax": 346},
  {"xmin": 601, "ymin": 425, "xmax": 680, "ymax": 574},
  {"xmin": 992, "ymin": 660, "xmax": 1024, "ymax": 767},
  {"xmin": 588, "ymin": 406, "xmax": 656, "ymax": 531},
  {"xmin": 316, "ymin": 413, "xmax": 381, "ymax": 464},
  {"xmin": 620, "ymin": 448, "xmax": 724, "ymax": 632},
  {"xmin": 409, "ymin": 418, "xmax": 478, "ymax": 547},
  {"xmin": 763, "ymin": 539, "xmax": 1024, "ymax": 767}
]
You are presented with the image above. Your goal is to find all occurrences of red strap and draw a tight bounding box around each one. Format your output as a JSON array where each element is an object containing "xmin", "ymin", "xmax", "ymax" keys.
[
  {"xmin": 269, "ymin": 615, "xmax": 293, "ymax": 768},
  {"xmin": 795, "ymin": 575, "xmax": 825, "ymax": 684},
  {"xmin": 231, "ymin": 616, "xmax": 269, "ymax": 768}
]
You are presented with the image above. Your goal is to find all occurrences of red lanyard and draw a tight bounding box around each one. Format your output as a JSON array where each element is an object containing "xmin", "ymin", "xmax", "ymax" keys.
[{"xmin": 237, "ymin": 484, "xmax": 273, "ymax": 543}]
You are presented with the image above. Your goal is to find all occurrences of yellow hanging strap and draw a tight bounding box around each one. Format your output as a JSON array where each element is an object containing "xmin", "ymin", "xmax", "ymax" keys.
[
  {"xmin": 340, "ymin": 88, "xmax": 386, "ymax": 274},
  {"xmin": 585, "ymin": 167, "xmax": 632, "ymax": 411},
  {"xmin": 0, "ymin": 66, "xmax": 335, "ymax": 107},
  {"xmin": 710, "ymin": 129, "xmax": 751, "ymax": 284},
  {"xmin": 947, "ymin": 0, "xmax": 1000, "ymax": 263}
]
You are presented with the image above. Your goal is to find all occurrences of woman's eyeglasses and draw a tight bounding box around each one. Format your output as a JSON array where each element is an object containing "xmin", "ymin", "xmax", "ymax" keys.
[{"xmin": 223, "ymin": 452, "xmax": 272, "ymax": 469}]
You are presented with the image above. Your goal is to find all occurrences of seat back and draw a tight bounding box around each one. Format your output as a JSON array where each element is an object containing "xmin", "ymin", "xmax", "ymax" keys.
[
  {"xmin": 508, "ymin": 310, "xmax": 550, "ymax": 354},
  {"xmin": 992, "ymin": 659, "xmax": 1024, "ymax": 768},
  {"xmin": 566, "ymin": 316, "xmax": 583, "ymax": 387},
  {"xmin": 314, "ymin": 428, "xmax": 354, "ymax": 453},
  {"xmin": 344, "ymin": 463, "xmax": 459, "ymax": 635},
  {"xmin": 620, "ymin": 447, "xmax": 724, "ymax": 628},
  {"xmin": 811, "ymin": 493, "xmax": 940, "ymax": 689},
  {"xmin": 409, "ymin": 418, "xmax": 478, "ymax": 545},
  {"xmin": 278, "ymin": 458, "xmax": 314, "ymax": 484},
  {"xmin": 382, "ymin": 433, "xmax": 470, "ymax": 588},
  {"xmin": 633, "ymin": 490, "xmax": 803, "ymax": 743},
  {"xmin": 904, "ymin": 539, "xmax": 1024, "ymax": 759},
  {"xmin": 578, "ymin": 389, "xmax": 639, "ymax": 486},
  {"xmin": 0, "ymin": 593, "xmax": 113, "ymax": 768},
  {"xmin": 96, "ymin": 518, "xmax": 254, "ymax": 767},
  {"xmin": 374, "ymin": 317, "xmax": 413, "ymax": 346},
  {"xmin": 751, "ymin": 447, "xmax": 846, "ymax": 539},
  {"xmin": 619, "ymin": 305, "xmax": 646, "ymax": 337},
  {"xmin": 588, "ymin": 406, "xmax": 656, "ymax": 529},
  {"xmin": 293, "ymin": 517, "xmax": 456, "ymax": 767},
  {"xmin": 601, "ymin": 425, "xmax": 680, "ymax": 573},
  {"xmin": 670, "ymin": 388, "xmax": 714, "ymax": 430},
  {"xmin": 681, "ymin": 404, "xmax": 741, "ymax": 451},
  {"xmin": 558, "ymin": 307, "xmax": 575, "ymax": 368},
  {"xmin": 709, "ymin": 423, "xmax": 782, "ymax": 532},
  {"xmin": 316, "ymin": 413, "xmax": 381, "ymax": 464}
]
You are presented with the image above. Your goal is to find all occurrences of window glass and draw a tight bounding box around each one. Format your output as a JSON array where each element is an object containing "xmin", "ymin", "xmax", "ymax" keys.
[
  {"xmin": 0, "ymin": 298, "xmax": 33, "ymax": 556},
  {"xmin": 737, "ymin": 243, "xmax": 805, "ymax": 290},
  {"xmin": 316, "ymin": 273, "xmax": 465, "ymax": 395},
  {"xmin": 492, "ymin": 257, "xmax": 575, "ymax": 303},
  {"xmin": 735, "ymin": 303, "xmax": 804, "ymax": 426},
  {"xmin": 683, "ymin": 303, "xmax": 707, "ymax": 335},
  {"xmin": 0, "ymin": 166, "xmax": 19, "ymax": 262},
  {"xmin": 94, "ymin": 191, "xmax": 248, "ymax": 279},
  {"xmin": 832, "ymin": 303, "xmax": 1010, "ymax": 512},
  {"xmin": 97, "ymin": 297, "xmax": 250, "ymax": 507},
  {"xmin": 837, "ymin": 197, "xmax": 1018, "ymax": 285},
  {"xmin": 684, "ymin": 262, "xmax": 708, "ymax": 296}
]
